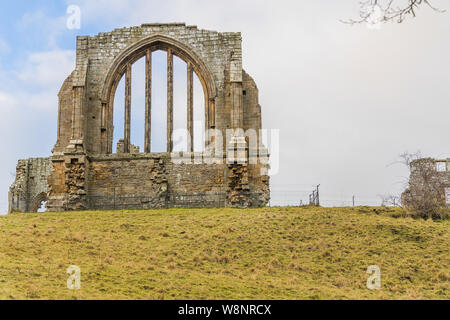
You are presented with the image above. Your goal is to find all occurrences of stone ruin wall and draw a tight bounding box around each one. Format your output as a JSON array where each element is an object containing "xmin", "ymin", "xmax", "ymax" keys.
[
  {"xmin": 402, "ymin": 158, "xmax": 450, "ymax": 207},
  {"xmin": 86, "ymin": 154, "xmax": 268, "ymax": 210},
  {"xmin": 8, "ymin": 158, "xmax": 53, "ymax": 213},
  {"xmin": 8, "ymin": 23, "xmax": 270, "ymax": 213}
]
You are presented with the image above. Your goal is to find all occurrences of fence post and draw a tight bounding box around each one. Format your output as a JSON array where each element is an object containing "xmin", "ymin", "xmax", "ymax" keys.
[{"xmin": 316, "ymin": 185, "xmax": 320, "ymax": 206}]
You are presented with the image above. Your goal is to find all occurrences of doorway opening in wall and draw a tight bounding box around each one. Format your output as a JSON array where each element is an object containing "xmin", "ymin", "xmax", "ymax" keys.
[
  {"xmin": 112, "ymin": 49, "xmax": 206, "ymax": 154},
  {"xmin": 38, "ymin": 201, "xmax": 47, "ymax": 213}
]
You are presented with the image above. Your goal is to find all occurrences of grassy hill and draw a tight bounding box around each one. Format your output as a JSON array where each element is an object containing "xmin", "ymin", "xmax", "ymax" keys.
[{"xmin": 0, "ymin": 207, "xmax": 448, "ymax": 300}]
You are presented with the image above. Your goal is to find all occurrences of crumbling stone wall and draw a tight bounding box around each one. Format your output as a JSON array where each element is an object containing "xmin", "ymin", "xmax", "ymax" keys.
[
  {"xmin": 82, "ymin": 154, "xmax": 269, "ymax": 210},
  {"xmin": 402, "ymin": 158, "xmax": 450, "ymax": 207},
  {"xmin": 227, "ymin": 164, "xmax": 251, "ymax": 207},
  {"xmin": 8, "ymin": 158, "xmax": 53, "ymax": 213},
  {"xmin": 9, "ymin": 23, "xmax": 270, "ymax": 213},
  {"xmin": 116, "ymin": 140, "xmax": 140, "ymax": 154}
]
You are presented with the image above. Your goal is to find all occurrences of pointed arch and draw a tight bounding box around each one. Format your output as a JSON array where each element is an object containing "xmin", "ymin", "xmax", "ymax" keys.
[
  {"xmin": 30, "ymin": 192, "xmax": 48, "ymax": 213},
  {"xmin": 99, "ymin": 35, "xmax": 217, "ymax": 154}
]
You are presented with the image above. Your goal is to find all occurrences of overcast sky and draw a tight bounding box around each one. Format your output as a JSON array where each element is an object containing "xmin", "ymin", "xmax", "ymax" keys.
[{"xmin": 0, "ymin": 0, "xmax": 449, "ymax": 213}]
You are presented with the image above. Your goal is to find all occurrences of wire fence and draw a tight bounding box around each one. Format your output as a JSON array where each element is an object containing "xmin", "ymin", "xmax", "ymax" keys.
[
  {"xmin": 0, "ymin": 188, "xmax": 388, "ymax": 214},
  {"xmin": 88, "ymin": 193, "xmax": 383, "ymax": 209},
  {"xmin": 268, "ymin": 189, "xmax": 384, "ymax": 207}
]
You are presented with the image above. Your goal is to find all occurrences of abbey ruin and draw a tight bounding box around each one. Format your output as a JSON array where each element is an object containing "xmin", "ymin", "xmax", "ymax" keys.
[
  {"xmin": 402, "ymin": 158, "xmax": 450, "ymax": 207},
  {"xmin": 8, "ymin": 23, "xmax": 270, "ymax": 213}
]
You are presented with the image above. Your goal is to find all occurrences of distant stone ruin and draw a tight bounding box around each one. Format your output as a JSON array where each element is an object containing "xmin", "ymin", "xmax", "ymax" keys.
[
  {"xmin": 402, "ymin": 158, "xmax": 450, "ymax": 207},
  {"xmin": 8, "ymin": 23, "xmax": 270, "ymax": 213}
]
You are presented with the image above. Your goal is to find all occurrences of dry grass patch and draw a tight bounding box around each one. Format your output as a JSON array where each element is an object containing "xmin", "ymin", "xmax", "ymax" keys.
[{"xmin": 0, "ymin": 207, "xmax": 448, "ymax": 300}]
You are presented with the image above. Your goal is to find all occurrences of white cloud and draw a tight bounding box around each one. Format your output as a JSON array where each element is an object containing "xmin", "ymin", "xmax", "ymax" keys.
[
  {"xmin": 17, "ymin": 10, "xmax": 68, "ymax": 49},
  {"xmin": 16, "ymin": 50, "xmax": 75, "ymax": 90},
  {"xmin": 0, "ymin": 49, "xmax": 73, "ymax": 214},
  {"xmin": 0, "ymin": 91, "xmax": 17, "ymax": 114},
  {"xmin": 67, "ymin": 0, "xmax": 131, "ymax": 21},
  {"xmin": 0, "ymin": 49, "xmax": 75, "ymax": 113},
  {"xmin": 0, "ymin": 91, "xmax": 16, "ymax": 106},
  {"xmin": 0, "ymin": 6, "xmax": 76, "ymax": 214}
]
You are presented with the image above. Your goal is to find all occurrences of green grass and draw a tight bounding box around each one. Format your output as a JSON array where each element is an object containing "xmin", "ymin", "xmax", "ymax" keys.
[{"xmin": 0, "ymin": 207, "xmax": 448, "ymax": 300}]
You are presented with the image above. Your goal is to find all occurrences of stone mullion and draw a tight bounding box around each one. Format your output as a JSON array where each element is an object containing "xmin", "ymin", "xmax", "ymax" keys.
[
  {"xmin": 187, "ymin": 62, "xmax": 194, "ymax": 152},
  {"xmin": 231, "ymin": 83, "xmax": 243, "ymax": 129},
  {"xmin": 71, "ymin": 86, "xmax": 86, "ymax": 141},
  {"xmin": 167, "ymin": 49, "xmax": 174, "ymax": 152},
  {"xmin": 145, "ymin": 50, "xmax": 152, "ymax": 153},
  {"xmin": 71, "ymin": 88, "xmax": 77, "ymax": 139},
  {"xmin": 124, "ymin": 63, "xmax": 132, "ymax": 154},
  {"xmin": 204, "ymin": 93, "xmax": 211, "ymax": 151},
  {"xmin": 108, "ymin": 99, "xmax": 114, "ymax": 154}
]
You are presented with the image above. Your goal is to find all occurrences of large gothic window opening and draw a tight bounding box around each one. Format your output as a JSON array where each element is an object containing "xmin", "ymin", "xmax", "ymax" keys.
[{"xmin": 112, "ymin": 49, "xmax": 206, "ymax": 154}]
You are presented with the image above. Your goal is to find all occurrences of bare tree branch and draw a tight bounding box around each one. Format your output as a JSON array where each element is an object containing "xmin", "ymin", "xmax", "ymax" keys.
[
  {"xmin": 378, "ymin": 194, "xmax": 402, "ymax": 207},
  {"xmin": 344, "ymin": 0, "xmax": 445, "ymax": 25}
]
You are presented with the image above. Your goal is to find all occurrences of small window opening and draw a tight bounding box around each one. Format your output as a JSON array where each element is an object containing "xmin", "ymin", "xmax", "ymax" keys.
[
  {"xmin": 436, "ymin": 162, "xmax": 446, "ymax": 172},
  {"xmin": 38, "ymin": 201, "xmax": 48, "ymax": 213}
]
